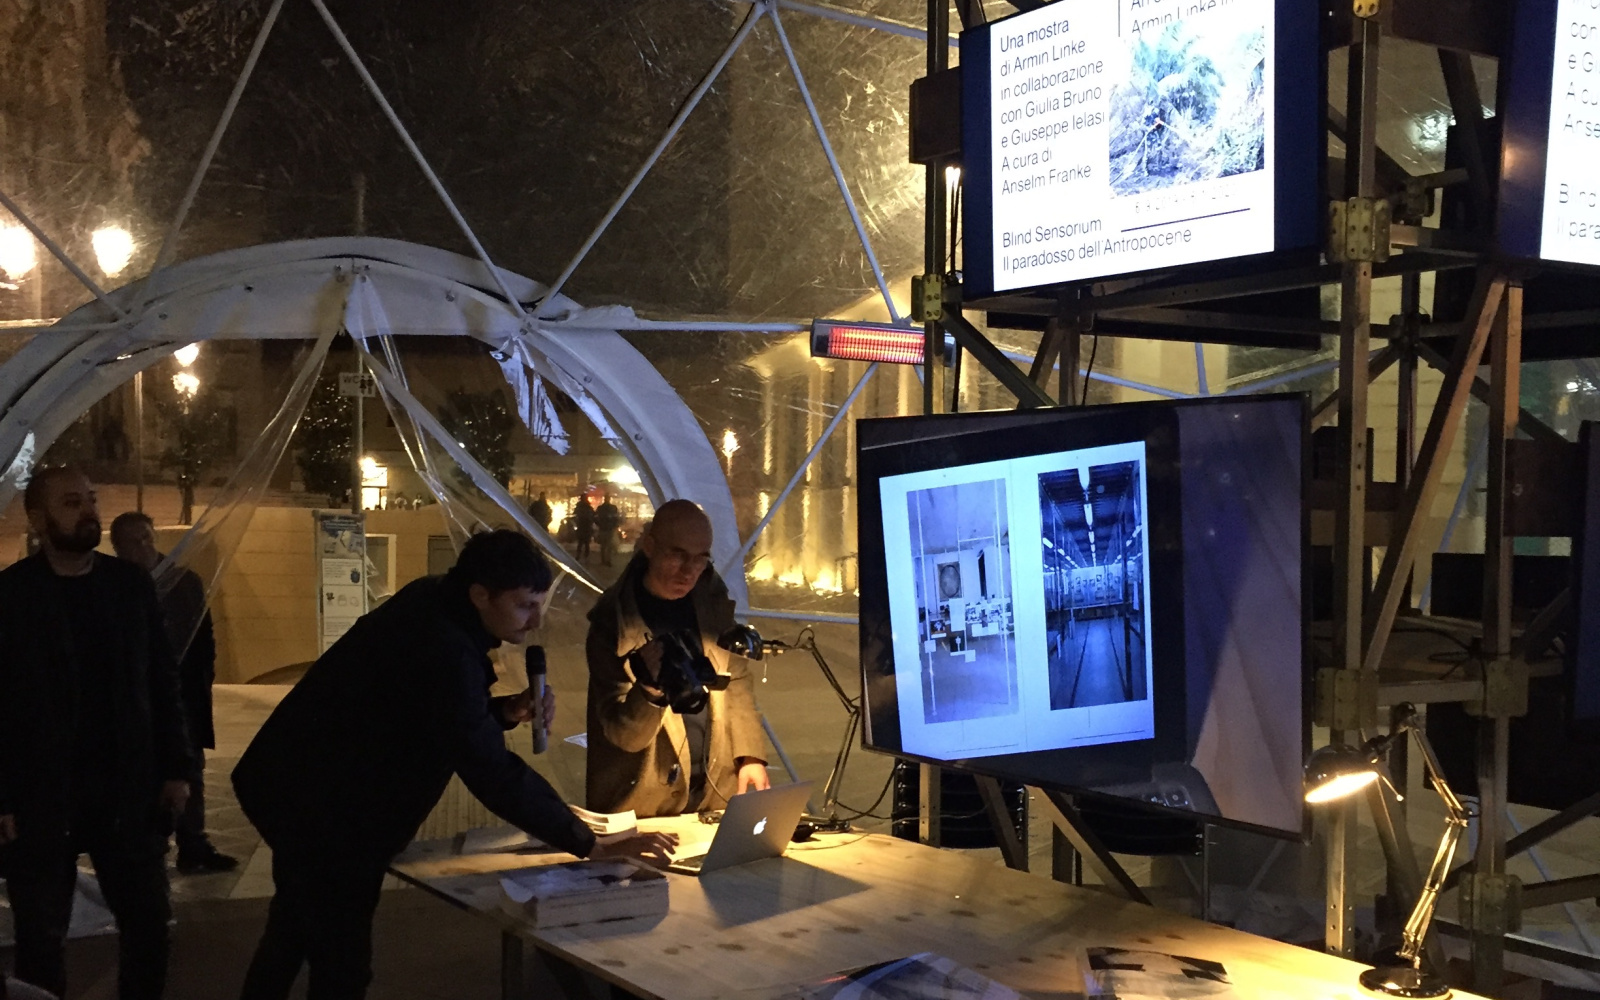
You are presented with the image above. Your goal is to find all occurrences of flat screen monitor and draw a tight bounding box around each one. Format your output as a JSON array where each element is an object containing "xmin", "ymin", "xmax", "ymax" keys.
[
  {"xmin": 959, "ymin": 0, "xmax": 1322, "ymax": 298},
  {"xmin": 1498, "ymin": 0, "xmax": 1600, "ymax": 267},
  {"xmin": 857, "ymin": 394, "xmax": 1308, "ymax": 838}
]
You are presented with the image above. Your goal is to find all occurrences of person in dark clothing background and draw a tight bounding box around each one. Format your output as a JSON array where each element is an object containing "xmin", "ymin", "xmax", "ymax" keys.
[
  {"xmin": 594, "ymin": 493, "xmax": 622, "ymax": 567},
  {"xmin": 573, "ymin": 495, "xmax": 595, "ymax": 562},
  {"xmin": 232, "ymin": 529, "xmax": 674, "ymax": 1000},
  {"xmin": 0, "ymin": 467, "xmax": 195, "ymax": 1000},
  {"xmin": 528, "ymin": 491, "xmax": 552, "ymax": 535},
  {"xmin": 110, "ymin": 511, "xmax": 239, "ymax": 875}
]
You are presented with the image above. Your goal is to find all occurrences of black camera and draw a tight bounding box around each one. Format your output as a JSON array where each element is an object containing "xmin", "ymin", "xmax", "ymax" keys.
[{"xmin": 633, "ymin": 629, "xmax": 730, "ymax": 714}]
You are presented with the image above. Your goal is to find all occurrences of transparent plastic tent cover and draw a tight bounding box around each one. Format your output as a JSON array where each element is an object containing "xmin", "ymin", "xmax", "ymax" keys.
[{"xmin": 3, "ymin": 3, "xmax": 1600, "ymax": 732}]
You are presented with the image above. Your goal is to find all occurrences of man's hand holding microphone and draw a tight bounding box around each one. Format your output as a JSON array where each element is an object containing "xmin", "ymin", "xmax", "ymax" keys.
[{"xmin": 503, "ymin": 646, "xmax": 677, "ymax": 867}]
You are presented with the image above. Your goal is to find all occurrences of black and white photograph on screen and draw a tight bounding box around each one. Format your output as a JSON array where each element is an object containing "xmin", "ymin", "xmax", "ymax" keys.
[
  {"xmin": 1039, "ymin": 461, "xmax": 1149, "ymax": 711},
  {"xmin": 1109, "ymin": 21, "xmax": 1267, "ymax": 197},
  {"xmin": 906, "ymin": 478, "xmax": 1018, "ymax": 724}
]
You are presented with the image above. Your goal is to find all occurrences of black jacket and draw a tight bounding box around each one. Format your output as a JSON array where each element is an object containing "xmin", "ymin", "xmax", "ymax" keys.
[
  {"xmin": 231, "ymin": 576, "xmax": 595, "ymax": 866},
  {"xmin": 160, "ymin": 567, "xmax": 216, "ymax": 750},
  {"xmin": 0, "ymin": 553, "xmax": 195, "ymax": 842}
]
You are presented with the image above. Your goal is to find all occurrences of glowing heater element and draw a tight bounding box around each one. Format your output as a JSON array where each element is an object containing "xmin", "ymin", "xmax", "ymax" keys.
[{"xmin": 810, "ymin": 319, "xmax": 952, "ymax": 366}]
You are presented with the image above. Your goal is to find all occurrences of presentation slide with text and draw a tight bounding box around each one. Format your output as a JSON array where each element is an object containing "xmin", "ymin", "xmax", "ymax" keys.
[
  {"xmin": 1540, "ymin": 0, "xmax": 1600, "ymax": 265},
  {"xmin": 987, "ymin": 0, "xmax": 1276, "ymax": 290}
]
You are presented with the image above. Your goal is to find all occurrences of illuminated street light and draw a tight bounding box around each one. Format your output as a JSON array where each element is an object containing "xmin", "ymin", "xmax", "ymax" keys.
[
  {"xmin": 721, "ymin": 429, "xmax": 740, "ymax": 461},
  {"xmin": 92, "ymin": 226, "xmax": 135, "ymax": 277},
  {"xmin": 172, "ymin": 371, "xmax": 200, "ymax": 399},
  {"xmin": 0, "ymin": 225, "xmax": 38, "ymax": 279},
  {"xmin": 174, "ymin": 343, "xmax": 200, "ymax": 367}
]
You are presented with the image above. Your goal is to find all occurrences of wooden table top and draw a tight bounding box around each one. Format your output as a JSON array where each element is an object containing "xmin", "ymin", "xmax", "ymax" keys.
[{"xmin": 391, "ymin": 816, "xmax": 1478, "ymax": 1000}]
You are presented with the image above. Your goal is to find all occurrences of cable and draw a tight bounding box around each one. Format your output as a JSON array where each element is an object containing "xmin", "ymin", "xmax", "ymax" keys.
[
  {"xmin": 1081, "ymin": 334, "xmax": 1100, "ymax": 406},
  {"xmin": 829, "ymin": 767, "xmax": 897, "ymax": 822}
]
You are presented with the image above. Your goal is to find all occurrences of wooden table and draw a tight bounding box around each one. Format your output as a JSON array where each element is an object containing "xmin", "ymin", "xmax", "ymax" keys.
[{"xmin": 391, "ymin": 816, "xmax": 1477, "ymax": 1000}]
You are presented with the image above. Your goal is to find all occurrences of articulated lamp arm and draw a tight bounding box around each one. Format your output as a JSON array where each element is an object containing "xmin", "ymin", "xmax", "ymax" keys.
[{"xmin": 1393, "ymin": 711, "xmax": 1472, "ymax": 971}]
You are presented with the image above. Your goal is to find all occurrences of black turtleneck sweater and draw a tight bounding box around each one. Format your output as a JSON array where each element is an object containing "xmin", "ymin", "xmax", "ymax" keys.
[{"xmin": 232, "ymin": 575, "xmax": 594, "ymax": 866}]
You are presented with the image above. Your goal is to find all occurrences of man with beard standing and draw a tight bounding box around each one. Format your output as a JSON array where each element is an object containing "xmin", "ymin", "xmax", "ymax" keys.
[{"xmin": 0, "ymin": 466, "xmax": 195, "ymax": 1000}]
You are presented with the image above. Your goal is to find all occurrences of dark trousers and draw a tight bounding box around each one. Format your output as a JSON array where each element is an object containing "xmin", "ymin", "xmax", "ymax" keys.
[
  {"xmin": 239, "ymin": 849, "xmax": 386, "ymax": 1000},
  {"xmin": 174, "ymin": 751, "xmax": 209, "ymax": 856},
  {"xmin": 4, "ymin": 826, "xmax": 172, "ymax": 1000}
]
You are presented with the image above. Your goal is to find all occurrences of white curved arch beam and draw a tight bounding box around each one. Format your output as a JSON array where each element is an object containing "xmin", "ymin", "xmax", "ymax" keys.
[{"xmin": 0, "ymin": 239, "xmax": 744, "ymax": 602}]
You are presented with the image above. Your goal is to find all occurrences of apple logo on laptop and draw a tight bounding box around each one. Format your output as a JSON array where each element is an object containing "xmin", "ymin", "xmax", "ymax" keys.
[{"xmin": 752, "ymin": 817, "xmax": 767, "ymax": 836}]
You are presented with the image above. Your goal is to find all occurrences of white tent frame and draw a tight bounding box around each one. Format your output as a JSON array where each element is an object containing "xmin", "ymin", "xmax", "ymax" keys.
[{"xmin": 0, "ymin": 0, "xmax": 1351, "ymax": 620}]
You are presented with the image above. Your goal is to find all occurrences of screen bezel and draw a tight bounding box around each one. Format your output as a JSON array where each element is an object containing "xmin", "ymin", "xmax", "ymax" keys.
[
  {"xmin": 1570, "ymin": 420, "xmax": 1600, "ymax": 742},
  {"xmin": 1497, "ymin": 0, "xmax": 1600, "ymax": 270},
  {"xmin": 1497, "ymin": 0, "xmax": 1557, "ymax": 261},
  {"xmin": 856, "ymin": 393, "xmax": 1312, "ymax": 842},
  {"xmin": 959, "ymin": 0, "xmax": 1325, "ymax": 299}
]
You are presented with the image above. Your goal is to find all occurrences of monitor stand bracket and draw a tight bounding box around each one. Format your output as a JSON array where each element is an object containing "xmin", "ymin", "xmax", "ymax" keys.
[{"xmin": 1031, "ymin": 787, "xmax": 1151, "ymax": 905}]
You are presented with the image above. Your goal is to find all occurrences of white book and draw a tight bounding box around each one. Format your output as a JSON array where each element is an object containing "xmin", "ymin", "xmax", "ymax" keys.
[
  {"xmin": 459, "ymin": 826, "xmax": 547, "ymax": 855},
  {"xmin": 499, "ymin": 861, "xmax": 668, "ymax": 929},
  {"xmin": 569, "ymin": 804, "xmax": 637, "ymax": 837}
]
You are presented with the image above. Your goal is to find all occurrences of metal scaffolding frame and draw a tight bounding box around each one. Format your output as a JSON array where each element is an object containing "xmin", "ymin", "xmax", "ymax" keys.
[{"xmin": 915, "ymin": 1, "xmax": 1599, "ymax": 993}]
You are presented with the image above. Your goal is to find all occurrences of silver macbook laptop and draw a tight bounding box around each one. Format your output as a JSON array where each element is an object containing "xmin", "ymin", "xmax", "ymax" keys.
[{"xmin": 667, "ymin": 781, "xmax": 813, "ymax": 876}]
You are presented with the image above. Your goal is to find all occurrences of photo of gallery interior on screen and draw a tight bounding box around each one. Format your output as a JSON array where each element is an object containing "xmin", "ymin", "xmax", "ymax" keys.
[{"xmin": 882, "ymin": 440, "xmax": 1157, "ymax": 763}]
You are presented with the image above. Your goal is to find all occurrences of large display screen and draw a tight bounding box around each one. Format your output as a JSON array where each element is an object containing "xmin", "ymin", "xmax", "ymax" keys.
[
  {"xmin": 858, "ymin": 395, "xmax": 1308, "ymax": 838},
  {"xmin": 1499, "ymin": 0, "xmax": 1600, "ymax": 266},
  {"xmin": 960, "ymin": 0, "xmax": 1321, "ymax": 297}
]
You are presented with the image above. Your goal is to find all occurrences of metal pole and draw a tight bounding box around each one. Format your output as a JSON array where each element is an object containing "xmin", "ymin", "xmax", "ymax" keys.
[
  {"xmin": 145, "ymin": 0, "xmax": 287, "ymax": 280},
  {"xmin": 922, "ymin": 0, "xmax": 949, "ymax": 418},
  {"xmin": 769, "ymin": 7, "xmax": 904, "ymax": 325},
  {"xmin": 352, "ymin": 357, "xmax": 364, "ymax": 515},
  {"xmin": 722, "ymin": 364, "xmax": 879, "ymax": 577},
  {"xmin": 1471, "ymin": 282, "xmax": 1521, "ymax": 992},
  {"xmin": 309, "ymin": 0, "xmax": 532, "ymax": 320},
  {"xmin": 1327, "ymin": 12, "xmax": 1380, "ymax": 959},
  {"xmin": 134, "ymin": 370, "xmax": 145, "ymax": 513},
  {"xmin": 536, "ymin": 4, "xmax": 763, "ymax": 314},
  {"xmin": 919, "ymin": 0, "xmax": 950, "ymax": 846}
]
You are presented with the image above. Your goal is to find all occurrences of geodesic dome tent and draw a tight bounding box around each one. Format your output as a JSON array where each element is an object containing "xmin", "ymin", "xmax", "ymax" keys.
[{"xmin": 3, "ymin": 0, "xmax": 1599, "ymax": 653}]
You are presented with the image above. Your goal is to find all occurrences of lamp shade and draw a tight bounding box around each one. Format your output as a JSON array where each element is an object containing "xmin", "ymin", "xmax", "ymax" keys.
[
  {"xmin": 716, "ymin": 624, "xmax": 767, "ymax": 661},
  {"xmin": 1304, "ymin": 744, "xmax": 1382, "ymax": 803}
]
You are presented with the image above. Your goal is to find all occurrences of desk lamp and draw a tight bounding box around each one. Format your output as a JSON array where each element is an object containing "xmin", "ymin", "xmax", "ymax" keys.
[
  {"xmin": 1304, "ymin": 703, "xmax": 1470, "ymax": 999},
  {"xmin": 718, "ymin": 624, "xmax": 859, "ymax": 832}
]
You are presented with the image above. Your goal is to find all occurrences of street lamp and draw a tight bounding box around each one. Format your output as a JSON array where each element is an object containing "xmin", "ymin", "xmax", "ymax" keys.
[
  {"xmin": 174, "ymin": 343, "xmax": 200, "ymax": 367},
  {"xmin": 92, "ymin": 225, "xmax": 135, "ymax": 278},
  {"xmin": 0, "ymin": 224, "xmax": 37, "ymax": 279}
]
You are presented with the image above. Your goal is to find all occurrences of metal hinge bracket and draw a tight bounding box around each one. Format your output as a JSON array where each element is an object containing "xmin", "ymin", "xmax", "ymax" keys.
[{"xmin": 1328, "ymin": 197, "xmax": 1392, "ymax": 263}]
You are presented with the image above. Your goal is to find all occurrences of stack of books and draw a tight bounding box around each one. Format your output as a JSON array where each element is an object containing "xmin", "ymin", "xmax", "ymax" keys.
[{"xmin": 499, "ymin": 860, "xmax": 668, "ymax": 929}]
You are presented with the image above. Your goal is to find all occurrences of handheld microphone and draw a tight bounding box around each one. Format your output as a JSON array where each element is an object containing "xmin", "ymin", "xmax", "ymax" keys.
[{"xmin": 525, "ymin": 645, "xmax": 548, "ymax": 755}]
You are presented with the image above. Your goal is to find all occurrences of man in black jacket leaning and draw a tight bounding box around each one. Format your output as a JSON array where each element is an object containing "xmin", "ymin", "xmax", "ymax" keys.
[
  {"xmin": 0, "ymin": 466, "xmax": 195, "ymax": 1000},
  {"xmin": 233, "ymin": 529, "xmax": 673, "ymax": 1000}
]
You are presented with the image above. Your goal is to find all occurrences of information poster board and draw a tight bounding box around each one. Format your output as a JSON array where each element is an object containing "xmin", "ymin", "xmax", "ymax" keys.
[
  {"xmin": 1500, "ymin": 0, "xmax": 1600, "ymax": 266},
  {"xmin": 314, "ymin": 510, "xmax": 368, "ymax": 653},
  {"xmin": 961, "ymin": 0, "xmax": 1320, "ymax": 297}
]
